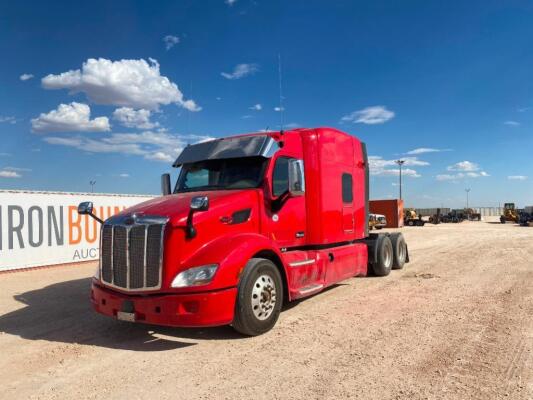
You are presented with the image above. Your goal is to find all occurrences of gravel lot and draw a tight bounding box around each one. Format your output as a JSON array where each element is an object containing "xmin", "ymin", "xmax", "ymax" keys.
[{"xmin": 0, "ymin": 220, "xmax": 532, "ymax": 400}]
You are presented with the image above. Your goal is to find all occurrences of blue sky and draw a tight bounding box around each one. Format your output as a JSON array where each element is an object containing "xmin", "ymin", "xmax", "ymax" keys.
[{"xmin": 0, "ymin": 0, "xmax": 532, "ymax": 207}]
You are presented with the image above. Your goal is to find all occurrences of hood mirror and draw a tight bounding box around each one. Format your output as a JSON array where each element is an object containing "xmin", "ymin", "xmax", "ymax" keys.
[
  {"xmin": 190, "ymin": 196, "xmax": 209, "ymax": 211},
  {"xmin": 77, "ymin": 201, "xmax": 103, "ymax": 224},
  {"xmin": 186, "ymin": 196, "xmax": 209, "ymax": 239},
  {"xmin": 78, "ymin": 201, "xmax": 93, "ymax": 215},
  {"xmin": 288, "ymin": 159, "xmax": 305, "ymax": 196}
]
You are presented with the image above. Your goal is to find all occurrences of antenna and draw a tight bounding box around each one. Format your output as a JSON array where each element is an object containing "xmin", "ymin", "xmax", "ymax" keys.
[{"xmin": 278, "ymin": 53, "xmax": 284, "ymax": 130}]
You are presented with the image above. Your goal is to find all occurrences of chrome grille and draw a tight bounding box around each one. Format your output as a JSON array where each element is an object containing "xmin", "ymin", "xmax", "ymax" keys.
[{"xmin": 100, "ymin": 215, "xmax": 167, "ymax": 291}]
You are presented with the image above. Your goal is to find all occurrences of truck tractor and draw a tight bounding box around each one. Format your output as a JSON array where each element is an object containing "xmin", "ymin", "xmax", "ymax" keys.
[
  {"xmin": 78, "ymin": 127, "xmax": 409, "ymax": 336},
  {"xmin": 404, "ymin": 209, "xmax": 425, "ymax": 226},
  {"xmin": 500, "ymin": 203, "xmax": 520, "ymax": 224}
]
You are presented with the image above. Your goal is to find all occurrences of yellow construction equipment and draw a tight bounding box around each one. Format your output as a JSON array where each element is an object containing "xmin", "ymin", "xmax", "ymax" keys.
[
  {"xmin": 404, "ymin": 208, "xmax": 425, "ymax": 226},
  {"xmin": 500, "ymin": 203, "xmax": 519, "ymax": 224}
]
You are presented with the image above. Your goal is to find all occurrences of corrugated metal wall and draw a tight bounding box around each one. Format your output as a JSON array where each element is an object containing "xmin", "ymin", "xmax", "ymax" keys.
[{"xmin": 413, "ymin": 207, "xmax": 505, "ymax": 217}]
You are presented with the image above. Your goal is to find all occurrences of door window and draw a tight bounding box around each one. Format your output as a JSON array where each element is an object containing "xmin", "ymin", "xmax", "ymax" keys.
[
  {"xmin": 272, "ymin": 157, "xmax": 291, "ymax": 196},
  {"xmin": 342, "ymin": 173, "xmax": 353, "ymax": 203}
]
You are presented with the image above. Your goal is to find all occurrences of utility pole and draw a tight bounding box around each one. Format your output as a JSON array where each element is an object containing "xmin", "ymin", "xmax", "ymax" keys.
[
  {"xmin": 90, "ymin": 180, "xmax": 96, "ymax": 193},
  {"xmin": 395, "ymin": 160, "xmax": 405, "ymax": 200},
  {"xmin": 465, "ymin": 188, "xmax": 471, "ymax": 209}
]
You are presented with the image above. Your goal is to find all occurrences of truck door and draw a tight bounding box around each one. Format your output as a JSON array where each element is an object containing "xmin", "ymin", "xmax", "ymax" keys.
[
  {"xmin": 342, "ymin": 173, "xmax": 354, "ymax": 233},
  {"xmin": 267, "ymin": 156, "xmax": 307, "ymax": 248}
]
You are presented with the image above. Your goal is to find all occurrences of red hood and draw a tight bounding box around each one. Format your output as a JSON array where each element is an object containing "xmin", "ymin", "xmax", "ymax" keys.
[{"xmin": 117, "ymin": 190, "xmax": 257, "ymax": 225}]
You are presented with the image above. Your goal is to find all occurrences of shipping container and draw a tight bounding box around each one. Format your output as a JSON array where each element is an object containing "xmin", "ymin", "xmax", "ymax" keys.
[{"xmin": 369, "ymin": 199, "xmax": 404, "ymax": 228}]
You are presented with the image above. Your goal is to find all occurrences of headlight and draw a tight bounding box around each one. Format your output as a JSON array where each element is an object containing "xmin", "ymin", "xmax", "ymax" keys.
[{"xmin": 171, "ymin": 264, "xmax": 218, "ymax": 288}]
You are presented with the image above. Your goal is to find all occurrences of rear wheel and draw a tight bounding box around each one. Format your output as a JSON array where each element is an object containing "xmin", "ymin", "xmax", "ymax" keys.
[
  {"xmin": 407, "ymin": 220, "xmax": 414, "ymax": 226},
  {"xmin": 232, "ymin": 258, "xmax": 283, "ymax": 336},
  {"xmin": 390, "ymin": 233, "xmax": 407, "ymax": 269},
  {"xmin": 371, "ymin": 235, "xmax": 393, "ymax": 276},
  {"xmin": 500, "ymin": 216, "xmax": 506, "ymax": 224}
]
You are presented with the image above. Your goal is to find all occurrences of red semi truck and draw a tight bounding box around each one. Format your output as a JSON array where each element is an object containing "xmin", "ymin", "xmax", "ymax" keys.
[{"xmin": 78, "ymin": 127, "xmax": 408, "ymax": 336}]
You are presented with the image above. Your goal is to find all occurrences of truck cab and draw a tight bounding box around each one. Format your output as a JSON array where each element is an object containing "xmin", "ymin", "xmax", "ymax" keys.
[{"xmin": 80, "ymin": 127, "xmax": 408, "ymax": 335}]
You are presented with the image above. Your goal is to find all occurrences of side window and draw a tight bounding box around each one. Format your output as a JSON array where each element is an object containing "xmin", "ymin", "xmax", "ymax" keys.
[
  {"xmin": 272, "ymin": 157, "xmax": 290, "ymax": 196},
  {"xmin": 342, "ymin": 173, "xmax": 353, "ymax": 203}
]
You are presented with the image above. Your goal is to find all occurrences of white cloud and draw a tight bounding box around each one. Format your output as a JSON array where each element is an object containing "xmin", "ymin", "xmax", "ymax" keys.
[
  {"xmin": 20, "ymin": 73, "xmax": 34, "ymax": 81},
  {"xmin": 113, "ymin": 107, "xmax": 159, "ymax": 129},
  {"xmin": 163, "ymin": 35, "xmax": 180, "ymax": 50},
  {"xmin": 341, "ymin": 105, "xmax": 395, "ymax": 125},
  {"xmin": 225, "ymin": 0, "xmax": 237, "ymax": 6},
  {"xmin": 249, "ymin": 104, "xmax": 262, "ymax": 111},
  {"xmin": 274, "ymin": 106, "xmax": 285, "ymax": 112},
  {"xmin": 406, "ymin": 147, "xmax": 450, "ymax": 155},
  {"xmin": 0, "ymin": 116, "xmax": 17, "ymax": 124},
  {"xmin": 508, "ymin": 175, "xmax": 528, "ymax": 180},
  {"xmin": 145, "ymin": 151, "xmax": 174, "ymax": 162},
  {"xmin": 436, "ymin": 171, "xmax": 489, "ymax": 181},
  {"xmin": 447, "ymin": 161, "xmax": 479, "ymax": 172},
  {"xmin": 241, "ymin": 115, "xmax": 253, "ymax": 119},
  {"xmin": 118, "ymin": 173, "xmax": 130, "ymax": 178},
  {"xmin": 0, "ymin": 170, "xmax": 21, "ymax": 178},
  {"xmin": 517, "ymin": 107, "xmax": 530, "ymax": 112},
  {"xmin": 284, "ymin": 122, "xmax": 300, "ymax": 129},
  {"xmin": 3, "ymin": 166, "xmax": 32, "ymax": 172},
  {"xmin": 504, "ymin": 120, "xmax": 520, "ymax": 126},
  {"xmin": 368, "ymin": 156, "xmax": 427, "ymax": 178},
  {"xmin": 42, "ymin": 58, "xmax": 200, "ymax": 111},
  {"xmin": 221, "ymin": 63, "xmax": 258, "ymax": 80},
  {"xmin": 439, "ymin": 161, "xmax": 489, "ymax": 180},
  {"xmin": 44, "ymin": 131, "xmax": 215, "ymax": 163},
  {"xmin": 31, "ymin": 102, "xmax": 110, "ymax": 133}
]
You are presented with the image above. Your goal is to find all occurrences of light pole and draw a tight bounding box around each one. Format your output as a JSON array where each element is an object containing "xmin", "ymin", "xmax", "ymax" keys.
[
  {"xmin": 395, "ymin": 160, "xmax": 405, "ymax": 200},
  {"xmin": 465, "ymin": 188, "xmax": 471, "ymax": 209},
  {"xmin": 90, "ymin": 180, "xmax": 96, "ymax": 193}
]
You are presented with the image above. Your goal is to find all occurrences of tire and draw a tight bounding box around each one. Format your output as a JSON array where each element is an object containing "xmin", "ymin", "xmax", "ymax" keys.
[
  {"xmin": 371, "ymin": 235, "xmax": 393, "ymax": 276},
  {"xmin": 390, "ymin": 233, "xmax": 407, "ymax": 270},
  {"xmin": 232, "ymin": 258, "xmax": 283, "ymax": 336},
  {"xmin": 376, "ymin": 226, "xmax": 382, "ymax": 230},
  {"xmin": 500, "ymin": 216, "xmax": 506, "ymax": 224},
  {"xmin": 407, "ymin": 220, "xmax": 414, "ymax": 226}
]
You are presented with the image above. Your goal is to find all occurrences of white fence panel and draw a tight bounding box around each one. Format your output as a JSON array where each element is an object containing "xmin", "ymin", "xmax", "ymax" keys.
[{"xmin": 0, "ymin": 190, "xmax": 154, "ymax": 271}]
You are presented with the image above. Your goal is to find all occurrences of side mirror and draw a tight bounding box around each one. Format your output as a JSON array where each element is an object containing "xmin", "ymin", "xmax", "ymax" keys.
[
  {"xmin": 77, "ymin": 201, "xmax": 103, "ymax": 224},
  {"xmin": 161, "ymin": 173, "xmax": 171, "ymax": 196},
  {"xmin": 78, "ymin": 201, "xmax": 94, "ymax": 215},
  {"xmin": 288, "ymin": 159, "xmax": 305, "ymax": 196}
]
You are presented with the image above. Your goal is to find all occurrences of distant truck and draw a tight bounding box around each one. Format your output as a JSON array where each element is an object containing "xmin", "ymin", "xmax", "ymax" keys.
[
  {"xmin": 369, "ymin": 213, "xmax": 387, "ymax": 230},
  {"xmin": 78, "ymin": 128, "xmax": 409, "ymax": 336}
]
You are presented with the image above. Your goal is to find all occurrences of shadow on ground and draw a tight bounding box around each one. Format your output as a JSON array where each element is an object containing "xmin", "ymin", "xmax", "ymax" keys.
[
  {"xmin": 0, "ymin": 277, "xmax": 244, "ymax": 352},
  {"xmin": 0, "ymin": 278, "xmax": 353, "ymax": 351}
]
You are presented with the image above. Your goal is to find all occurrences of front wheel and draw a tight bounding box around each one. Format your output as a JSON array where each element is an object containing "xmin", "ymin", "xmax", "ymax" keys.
[{"xmin": 232, "ymin": 258, "xmax": 283, "ymax": 336}]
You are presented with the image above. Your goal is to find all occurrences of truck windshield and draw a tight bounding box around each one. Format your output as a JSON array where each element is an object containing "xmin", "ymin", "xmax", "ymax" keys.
[{"xmin": 175, "ymin": 156, "xmax": 268, "ymax": 193}]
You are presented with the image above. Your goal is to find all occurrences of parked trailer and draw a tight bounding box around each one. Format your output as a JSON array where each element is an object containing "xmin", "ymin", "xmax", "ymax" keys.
[{"xmin": 78, "ymin": 128, "xmax": 409, "ymax": 336}]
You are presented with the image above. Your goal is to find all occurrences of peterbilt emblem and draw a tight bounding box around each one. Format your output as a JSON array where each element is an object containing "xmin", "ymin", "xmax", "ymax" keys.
[{"xmin": 125, "ymin": 213, "xmax": 140, "ymax": 225}]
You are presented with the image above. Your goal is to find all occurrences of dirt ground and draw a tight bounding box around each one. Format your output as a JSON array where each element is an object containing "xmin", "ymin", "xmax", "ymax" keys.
[{"xmin": 0, "ymin": 220, "xmax": 532, "ymax": 400}]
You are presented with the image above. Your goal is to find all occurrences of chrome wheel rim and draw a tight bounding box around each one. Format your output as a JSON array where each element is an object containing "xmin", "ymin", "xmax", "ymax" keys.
[
  {"xmin": 384, "ymin": 244, "xmax": 392, "ymax": 268},
  {"xmin": 251, "ymin": 274, "xmax": 277, "ymax": 320},
  {"xmin": 398, "ymin": 242, "xmax": 406, "ymax": 263}
]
